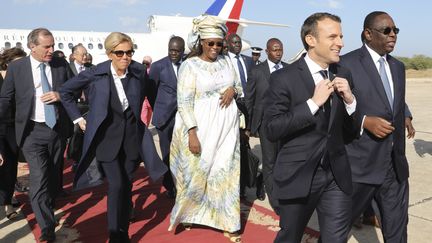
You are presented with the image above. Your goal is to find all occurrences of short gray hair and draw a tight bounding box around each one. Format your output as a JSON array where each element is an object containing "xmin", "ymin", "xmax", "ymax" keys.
[{"xmin": 27, "ymin": 28, "xmax": 53, "ymax": 48}]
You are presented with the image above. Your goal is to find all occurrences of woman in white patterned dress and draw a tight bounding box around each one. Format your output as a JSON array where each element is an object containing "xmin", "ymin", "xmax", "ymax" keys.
[{"xmin": 168, "ymin": 15, "xmax": 242, "ymax": 242}]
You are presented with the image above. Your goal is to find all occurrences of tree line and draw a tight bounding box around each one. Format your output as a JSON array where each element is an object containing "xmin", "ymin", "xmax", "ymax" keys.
[{"xmin": 397, "ymin": 55, "xmax": 432, "ymax": 70}]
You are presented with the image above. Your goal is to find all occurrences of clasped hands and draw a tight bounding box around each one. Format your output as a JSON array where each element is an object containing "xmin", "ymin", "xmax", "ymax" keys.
[{"xmin": 311, "ymin": 77, "xmax": 354, "ymax": 107}]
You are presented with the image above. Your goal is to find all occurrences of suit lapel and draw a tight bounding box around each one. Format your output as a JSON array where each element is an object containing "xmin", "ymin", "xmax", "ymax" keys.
[
  {"xmin": 297, "ymin": 58, "xmax": 315, "ymax": 98},
  {"xmin": 388, "ymin": 56, "xmax": 402, "ymax": 114},
  {"xmin": 23, "ymin": 57, "xmax": 35, "ymax": 96},
  {"xmin": 359, "ymin": 47, "xmax": 392, "ymax": 111}
]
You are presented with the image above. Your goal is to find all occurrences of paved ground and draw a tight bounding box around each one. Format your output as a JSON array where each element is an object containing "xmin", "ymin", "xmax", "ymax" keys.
[{"xmin": 1, "ymin": 78, "xmax": 431, "ymax": 242}]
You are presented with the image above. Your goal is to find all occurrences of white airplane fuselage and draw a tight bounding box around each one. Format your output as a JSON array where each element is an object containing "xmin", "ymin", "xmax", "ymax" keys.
[{"xmin": 0, "ymin": 15, "xmax": 251, "ymax": 65}]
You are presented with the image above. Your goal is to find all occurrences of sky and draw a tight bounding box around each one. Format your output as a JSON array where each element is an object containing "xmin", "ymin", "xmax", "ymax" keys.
[{"xmin": 1, "ymin": 0, "xmax": 431, "ymax": 61}]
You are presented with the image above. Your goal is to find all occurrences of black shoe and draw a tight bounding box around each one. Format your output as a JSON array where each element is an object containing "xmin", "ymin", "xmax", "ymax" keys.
[
  {"xmin": 39, "ymin": 230, "xmax": 56, "ymax": 242},
  {"xmin": 15, "ymin": 182, "xmax": 29, "ymax": 192},
  {"xmin": 57, "ymin": 189, "xmax": 69, "ymax": 198},
  {"xmin": 109, "ymin": 231, "xmax": 130, "ymax": 243},
  {"xmin": 11, "ymin": 197, "xmax": 21, "ymax": 208},
  {"xmin": 256, "ymin": 175, "xmax": 266, "ymax": 201},
  {"xmin": 166, "ymin": 188, "xmax": 177, "ymax": 199}
]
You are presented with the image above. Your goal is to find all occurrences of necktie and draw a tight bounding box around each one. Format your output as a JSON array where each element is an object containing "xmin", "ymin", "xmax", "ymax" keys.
[
  {"xmin": 235, "ymin": 55, "xmax": 247, "ymax": 90},
  {"xmin": 274, "ymin": 64, "xmax": 280, "ymax": 71},
  {"xmin": 78, "ymin": 65, "xmax": 84, "ymax": 73},
  {"xmin": 318, "ymin": 70, "xmax": 331, "ymax": 114},
  {"xmin": 318, "ymin": 69, "xmax": 331, "ymax": 170},
  {"xmin": 378, "ymin": 57, "xmax": 393, "ymax": 110},
  {"xmin": 39, "ymin": 63, "xmax": 57, "ymax": 128}
]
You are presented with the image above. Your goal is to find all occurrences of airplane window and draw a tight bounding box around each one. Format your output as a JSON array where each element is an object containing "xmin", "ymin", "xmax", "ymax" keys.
[
  {"xmin": 133, "ymin": 44, "xmax": 138, "ymax": 49},
  {"xmin": 88, "ymin": 43, "xmax": 93, "ymax": 50},
  {"xmin": 16, "ymin": 42, "xmax": 23, "ymax": 49},
  {"xmin": 68, "ymin": 43, "xmax": 73, "ymax": 49},
  {"xmin": 98, "ymin": 43, "xmax": 103, "ymax": 49},
  {"xmin": 58, "ymin": 43, "xmax": 64, "ymax": 49},
  {"xmin": 5, "ymin": 42, "xmax": 11, "ymax": 49}
]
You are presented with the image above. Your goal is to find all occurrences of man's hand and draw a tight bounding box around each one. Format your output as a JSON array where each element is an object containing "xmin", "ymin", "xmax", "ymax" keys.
[
  {"xmin": 41, "ymin": 91, "xmax": 61, "ymax": 104},
  {"xmin": 188, "ymin": 128, "xmax": 201, "ymax": 155},
  {"xmin": 78, "ymin": 119, "xmax": 87, "ymax": 132},
  {"xmin": 220, "ymin": 87, "xmax": 236, "ymax": 108},
  {"xmin": 311, "ymin": 78, "xmax": 334, "ymax": 107},
  {"xmin": 405, "ymin": 117, "xmax": 415, "ymax": 139},
  {"xmin": 0, "ymin": 153, "xmax": 4, "ymax": 166},
  {"xmin": 333, "ymin": 77, "xmax": 354, "ymax": 104},
  {"xmin": 363, "ymin": 116, "xmax": 395, "ymax": 138}
]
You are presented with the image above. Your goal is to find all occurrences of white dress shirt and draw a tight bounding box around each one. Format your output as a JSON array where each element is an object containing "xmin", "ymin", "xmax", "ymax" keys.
[
  {"xmin": 228, "ymin": 52, "xmax": 248, "ymax": 97},
  {"xmin": 303, "ymin": 54, "xmax": 356, "ymax": 116},
  {"xmin": 30, "ymin": 55, "xmax": 53, "ymax": 123},
  {"xmin": 74, "ymin": 61, "xmax": 85, "ymax": 74},
  {"xmin": 110, "ymin": 64, "xmax": 129, "ymax": 111},
  {"xmin": 267, "ymin": 60, "xmax": 282, "ymax": 74}
]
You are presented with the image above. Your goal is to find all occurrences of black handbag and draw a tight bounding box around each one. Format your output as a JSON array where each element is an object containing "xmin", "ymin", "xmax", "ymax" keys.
[
  {"xmin": 240, "ymin": 141, "xmax": 260, "ymax": 188},
  {"xmin": 67, "ymin": 125, "xmax": 84, "ymax": 162}
]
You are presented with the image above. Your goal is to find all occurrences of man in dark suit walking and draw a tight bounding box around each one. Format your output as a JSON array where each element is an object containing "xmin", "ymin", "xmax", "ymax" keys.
[
  {"xmin": 226, "ymin": 33, "xmax": 255, "ymax": 198},
  {"xmin": 0, "ymin": 28, "xmax": 73, "ymax": 242},
  {"xmin": 263, "ymin": 13, "xmax": 359, "ymax": 243},
  {"xmin": 339, "ymin": 11, "xmax": 410, "ymax": 242},
  {"xmin": 149, "ymin": 36, "xmax": 185, "ymax": 199},
  {"xmin": 245, "ymin": 38, "xmax": 287, "ymax": 205}
]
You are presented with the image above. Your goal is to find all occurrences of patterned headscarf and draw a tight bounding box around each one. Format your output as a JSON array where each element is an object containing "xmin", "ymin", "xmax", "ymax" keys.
[{"xmin": 188, "ymin": 14, "xmax": 227, "ymax": 50}]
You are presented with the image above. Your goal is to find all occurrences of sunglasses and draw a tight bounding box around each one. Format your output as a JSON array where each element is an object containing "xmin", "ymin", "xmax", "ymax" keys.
[
  {"xmin": 372, "ymin": 27, "xmax": 400, "ymax": 35},
  {"xmin": 204, "ymin": 41, "xmax": 223, "ymax": 47},
  {"xmin": 112, "ymin": 50, "xmax": 134, "ymax": 57}
]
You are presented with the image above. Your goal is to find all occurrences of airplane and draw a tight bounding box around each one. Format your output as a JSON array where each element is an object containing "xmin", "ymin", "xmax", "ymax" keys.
[{"xmin": 0, "ymin": 0, "xmax": 288, "ymax": 65}]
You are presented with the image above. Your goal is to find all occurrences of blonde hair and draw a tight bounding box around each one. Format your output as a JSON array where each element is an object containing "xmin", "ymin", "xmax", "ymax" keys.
[{"xmin": 104, "ymin": 32, "xmax": 133, "ymax": 55}]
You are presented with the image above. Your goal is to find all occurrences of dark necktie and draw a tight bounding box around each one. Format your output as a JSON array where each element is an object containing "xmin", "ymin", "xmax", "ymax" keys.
[
  {"xmin": 318, "ymin": 70, "xmax": 331, "ymax": 114},
  {"xmin": 235, "ymin": 55, "xmax": 247, "ymax": 90},
  {"xmin": 318, "ymin": 69, "xmax": 331, "ymax": 169},
  {"xmin": 39, "ymin": 63, "xmax": 56, "ymax": 128},
  {"xmin": 378, "ymin": 57, "xmax": 393, "ymax": 110},
  {"xmin": 274, "ymin": 64, "xmax": 280, "ymax": 71}
]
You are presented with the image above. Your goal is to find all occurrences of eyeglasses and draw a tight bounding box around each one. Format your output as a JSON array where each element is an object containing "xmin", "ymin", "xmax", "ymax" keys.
[
  {"xmin": 372, "ymin": 27, "xmax": 400, "ymax": 35},
  {"xmin": 204, "ymin": 41, "xmax": 223, "ymax": 47},
  {"xmin": 111, "ymin": 50, "xmax": 134, "ymax": 57}
]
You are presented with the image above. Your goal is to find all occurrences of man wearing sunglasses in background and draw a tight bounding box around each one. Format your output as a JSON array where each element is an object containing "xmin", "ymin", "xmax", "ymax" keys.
[
  {"xmin": 339, "ymin": 11, "xmax": 411, "ymax": 242},
  {"xmin": 225, "ymin": 33, "xmax": 260, "ymax": 200},
  {"xmin": 149, "ymin": 36, "xmax": 185, "ymax": 199}
]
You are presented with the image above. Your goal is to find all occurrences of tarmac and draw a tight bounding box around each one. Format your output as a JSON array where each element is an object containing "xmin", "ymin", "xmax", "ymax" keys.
[{"xmin": 0, "ymin": 78, "xmax": 431, "ymax": 242}]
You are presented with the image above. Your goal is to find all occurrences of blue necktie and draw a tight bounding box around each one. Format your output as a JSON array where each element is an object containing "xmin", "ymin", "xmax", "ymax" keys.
[
  {"xmin": 274, "ymin": 64, "xmax": 280, "ymax": 71},
  {"xmin": 235, "ymin": 55, "xmax": 247, "ymax": 89},
  {"xmin": 378, "ymin": 57, "xmax": 393, "ymax": 110},
  {"xmin": 39, "ymin": 63, "xmax": 57, "ymax": 129}
]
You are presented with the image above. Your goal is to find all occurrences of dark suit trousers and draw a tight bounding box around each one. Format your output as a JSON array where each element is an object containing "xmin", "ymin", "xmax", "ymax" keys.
[
  {"xmin": 351, "ymin": 165, "xmax": 409, "ymax": 243},
  {"xmin": 275, "ymin": 166, "xmax": 351, "ymax": 243},
  {"xmin": 156, "ymin": 116, "xmax": 175, "ymax": 192},
  {"xmin": 0, "ymin": 130, "xmax": 18, "ymax": 205},
  {"xmin": 21, "ymin": 122, "xmax": 61, "ymax": 231},
  {"xmin": 258, "ymin": 124, "xmax": 279, "ymax": 213},
  {"xmin": 99, "ymin": 149, "xmax": 138, "ymax": 233}
]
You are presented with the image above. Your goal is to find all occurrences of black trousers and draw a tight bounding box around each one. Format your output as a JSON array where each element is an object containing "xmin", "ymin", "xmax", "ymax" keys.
[
  {"xmin": 351, "ymin": 165, "xmax": 409, "ymax": 243},
  {"xmin": 275, "ymin": 166, "xmax": 351, "ymax": 243},
  {"xmin": 0, "ymin": 128, "xmax": 18, "ymax": 205},
  {"xmin": 258, "ymin": 124, "xmax": 279, "ymax": 212},
  {"xmin": 21, "ymin": 122, "xmax": 61, "ymax": 232},
  {"xmin": 156, "ymin": 117, "xmax": 175, "ymax": 192},
  {"xmin": 99, "ymin": 149, "xmax": 138, "ymax": 234}
]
